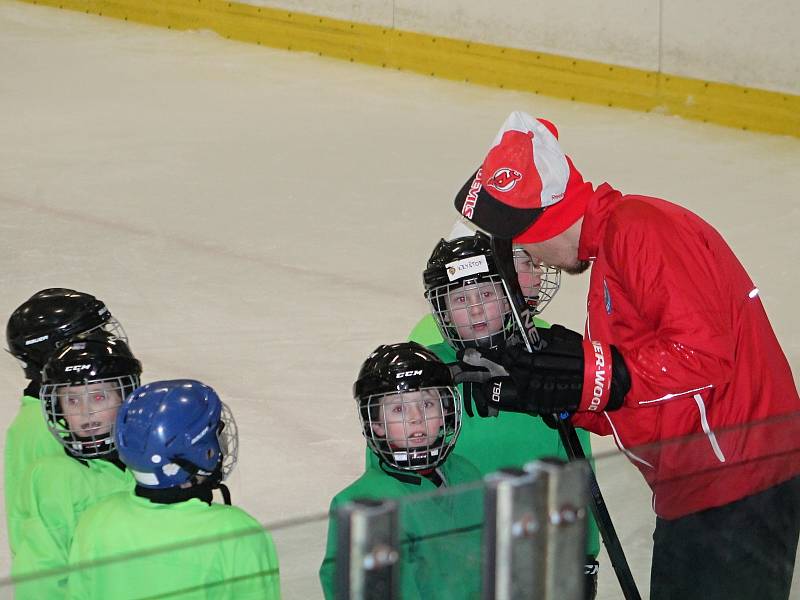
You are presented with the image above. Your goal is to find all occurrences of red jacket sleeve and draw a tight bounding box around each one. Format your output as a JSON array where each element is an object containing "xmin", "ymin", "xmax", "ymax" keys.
[{"xmin": 602, "ymin": 202, "xmax": 735, "ymax": 406}]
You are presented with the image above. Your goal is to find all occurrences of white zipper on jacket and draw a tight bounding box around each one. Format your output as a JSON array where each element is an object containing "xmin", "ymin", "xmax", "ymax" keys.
[
  {"xmin": 604, "ymin": 413, "xmax": 654, "ymax": 469},
  {"xmin": 693, "ymin": 394, "xmax": 726, "ymax": 463},
  {"xmin": 637, "ymin": 384, "xmax": 714, "ymax": 405}
]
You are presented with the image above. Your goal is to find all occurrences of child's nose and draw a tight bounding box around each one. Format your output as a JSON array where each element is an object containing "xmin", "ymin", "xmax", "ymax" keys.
[{"xmin": 405, "ymin": 403, "xmax": 424, "ymax": 421}]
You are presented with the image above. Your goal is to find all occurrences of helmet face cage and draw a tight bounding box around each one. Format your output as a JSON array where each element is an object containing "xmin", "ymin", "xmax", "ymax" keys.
[
  {"xmin": 77, "ymin": 316, "xmax": 129, "ymax": 347},
  {"xmin": 217, "ymin": 401, "xmax": 239, "ymax": 481},
  {"xmin": 42, "ymin": 374, "xmax": 140, "ymax": 459},
  {"xmin": 513, "ymin": 248, "xmax": 561, "ymax": 315},
  {"xmin": 359, "ymin": 385, "xmax": 462, "ymax": 471},
  {"xmin": 426, "ymin": 274, "xmax": 516, "ymax": 350}
]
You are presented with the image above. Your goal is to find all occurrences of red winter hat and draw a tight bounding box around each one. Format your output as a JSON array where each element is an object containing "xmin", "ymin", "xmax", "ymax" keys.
[{"xmin": 454, "ymin": 111, "xmax": 589, "ymax": 242}]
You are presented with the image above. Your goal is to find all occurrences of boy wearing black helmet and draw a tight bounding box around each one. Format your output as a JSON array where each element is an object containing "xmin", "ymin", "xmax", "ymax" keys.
[
  {"xmin": 320, "ymin": 343, "xmax": 483, "ymax": 600},
  {"xmin": 412, "ymin": 229, "xmax": 601, "ymax": 597},
  {"xmin": 4, "ymin": 288, "xmax": 127, "ymax": 555},
  {"xmin": 12, "ymin": 333, "xmax": 139, "ymax": 599}
]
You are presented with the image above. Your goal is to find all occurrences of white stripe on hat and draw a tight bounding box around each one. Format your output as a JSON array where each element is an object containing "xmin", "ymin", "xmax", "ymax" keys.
[
  {"xmin": 447, "ymin": 218, "xmax": 480, "ymax": 240},
  {"xmin": 491, "ymin": 111, "xmax": 569, "ymax": 209}
]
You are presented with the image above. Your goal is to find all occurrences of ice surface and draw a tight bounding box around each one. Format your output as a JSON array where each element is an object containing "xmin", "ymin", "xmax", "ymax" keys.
[{"xmin": 0, "ymin": 1, "xmax": 797, "ymax": 597}]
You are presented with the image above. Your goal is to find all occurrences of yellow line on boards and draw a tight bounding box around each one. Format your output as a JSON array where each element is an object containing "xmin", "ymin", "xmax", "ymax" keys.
[{"xmin": 18, "ymin": 0, "xmax": 800, "ymax": 137}]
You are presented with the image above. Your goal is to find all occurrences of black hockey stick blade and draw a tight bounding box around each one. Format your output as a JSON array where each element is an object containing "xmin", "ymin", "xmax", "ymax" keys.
[{"xmin": 488, "ymin": 235, "xmax": 642, "ymax": 600}]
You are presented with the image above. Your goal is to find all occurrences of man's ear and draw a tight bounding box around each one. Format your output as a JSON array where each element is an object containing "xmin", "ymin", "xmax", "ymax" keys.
[{"xmin": 371, "ymin": 423, "xmax": 385, "ymax": 437}]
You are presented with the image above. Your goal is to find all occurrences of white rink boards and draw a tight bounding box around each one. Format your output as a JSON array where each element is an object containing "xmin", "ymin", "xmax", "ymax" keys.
[{"xmin": 0, "ymin": 1, "xmax": 798, "ymax": 597}]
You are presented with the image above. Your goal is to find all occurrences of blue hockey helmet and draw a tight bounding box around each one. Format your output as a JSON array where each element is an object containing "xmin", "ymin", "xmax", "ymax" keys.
[{"xmin": 114, "ymin": 379, "xmax": 238, "ymax": 489}]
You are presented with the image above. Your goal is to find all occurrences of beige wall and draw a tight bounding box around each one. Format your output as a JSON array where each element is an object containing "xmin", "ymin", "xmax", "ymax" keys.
[{"xmin": 246, "ymin": 0, "xmax": 799, "ymax": 94}]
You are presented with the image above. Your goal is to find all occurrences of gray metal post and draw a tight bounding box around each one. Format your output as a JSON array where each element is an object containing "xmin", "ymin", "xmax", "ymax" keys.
[
  {"xmin": 483, "ymin": 467, "xmax": 549, "ymax": 600},
  {"xmin": 335, "ymin": 498, "xmax": 399, "ymax": 600},
  {"xmin": 525, "ymin": 458, "xmax": 588, "ymax": 600}
]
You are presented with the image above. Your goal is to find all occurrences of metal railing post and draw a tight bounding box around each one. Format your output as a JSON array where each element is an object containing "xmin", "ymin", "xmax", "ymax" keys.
[
  {"xmin": 525, "ymin": 458, "xmax": 588, "ymax": 600},
  {"xmin": 483, "ymin": 467, "xmax": 548, "ymax": 600},
  {"xmin": 335, "ymin": 498, "xmax": 399, "ymax": 600}
]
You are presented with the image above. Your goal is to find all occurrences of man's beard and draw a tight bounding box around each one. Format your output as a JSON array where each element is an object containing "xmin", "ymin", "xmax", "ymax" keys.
[{"xmin": 563, "ymin": 259, "xmax": 591, "ymax": 275}]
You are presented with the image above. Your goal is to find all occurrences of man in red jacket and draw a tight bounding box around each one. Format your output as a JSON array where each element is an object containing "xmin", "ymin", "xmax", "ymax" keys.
[{"xmin": 454, "ymin": 111, "xmax": 800, "ymax": 600}]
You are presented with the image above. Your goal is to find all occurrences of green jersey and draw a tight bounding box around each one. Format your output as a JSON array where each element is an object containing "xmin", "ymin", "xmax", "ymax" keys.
[
  {"xmin": 12, "ymin": 454, "xmax": 134, "ymax": 599},
  {"xmin": 398, "ymin": 315, "xmax": 601, "ymax": 558},
  {"xmin": 5, "ymin": 394, "xmax": 64, "ymax": 555},
  {"xmin": 320, "ymin": 454, "xmax": 483, "ymax": 600},
  {"xmin": 66, "ymin": 491, "xmax": 280, "ymax": 600}
]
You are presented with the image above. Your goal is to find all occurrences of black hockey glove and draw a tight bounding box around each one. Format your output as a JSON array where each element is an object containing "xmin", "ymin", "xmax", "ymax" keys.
[{"xmin": 454, "ymin": 325, "xmax": 630, "ymax": 418}]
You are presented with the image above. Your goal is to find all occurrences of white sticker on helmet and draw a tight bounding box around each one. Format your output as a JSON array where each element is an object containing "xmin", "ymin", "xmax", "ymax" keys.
[
  {"xmin": 445, "ymin": 255, "xmax": 489, "ymax": 282},
  {"xmin": 162, "ymin": 463, "xmax": 181, "ymax": 476},
  {"xmin": 131, "ymin": 469, "xmax": 160, "ymax": 486}
]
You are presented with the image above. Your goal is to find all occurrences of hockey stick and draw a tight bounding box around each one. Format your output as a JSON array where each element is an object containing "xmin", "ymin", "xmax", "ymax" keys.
[{"xmin": 489, "ymin": 236, "xmax": 642, "ymax": 600}]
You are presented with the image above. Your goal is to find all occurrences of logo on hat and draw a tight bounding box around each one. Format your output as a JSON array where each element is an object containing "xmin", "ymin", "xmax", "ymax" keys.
[
  {"xmin": 461, "ymin": 168, "xmax": 483, "ymax": 219},
  {"xmin": 486, "ymin": 168, "xmax": 522, "ymax": 193}
]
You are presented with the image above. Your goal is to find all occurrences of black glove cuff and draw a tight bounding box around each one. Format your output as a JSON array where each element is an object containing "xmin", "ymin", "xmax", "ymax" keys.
[{"xmin": 606, "ymin": 345, "xmax": 630, "ymax": 411}]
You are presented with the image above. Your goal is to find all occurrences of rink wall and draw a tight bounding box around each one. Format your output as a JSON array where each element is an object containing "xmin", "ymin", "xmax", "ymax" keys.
[{"xmin": 19, "ymin": 0, "xmax": 800, "ymax": 137}]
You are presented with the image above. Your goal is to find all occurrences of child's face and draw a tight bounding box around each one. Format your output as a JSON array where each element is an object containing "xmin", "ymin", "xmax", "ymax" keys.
[
  {"xmin": 371, "ymin": 390, "xmax": 445, "ymax": 449},
  {"xmin": 514, "ymin": 250, "xmax": 545, "ymax": 301},
  {"xmin": 58, "ymin": 381, "xmax": 122, "ymax": 441},
  {"xmin": 446, "ymin": 280, "xmax": 509, "ymax": 341}
]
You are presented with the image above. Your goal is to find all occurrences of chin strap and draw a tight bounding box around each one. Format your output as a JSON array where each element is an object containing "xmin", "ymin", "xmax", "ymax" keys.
[
  {"xmin": 135, "ymin": 482, "xmax": 215, "ymax": 505},
  {"xmin": 378, "ymin": 460, "xmax": 422, "ymax": 486},
  {"xmin": 218, "ymin": 483, "xmax": 232, "ymax": 506}
]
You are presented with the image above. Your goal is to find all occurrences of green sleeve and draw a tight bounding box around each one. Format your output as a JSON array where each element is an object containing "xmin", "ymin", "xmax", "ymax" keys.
[
  {"xmin": 12, "ymin": 458, "xmax": 76, "ymax": 598},
  {"xmin": 5, "ymin": 396, "xmax": 63, "ymax": 556}
]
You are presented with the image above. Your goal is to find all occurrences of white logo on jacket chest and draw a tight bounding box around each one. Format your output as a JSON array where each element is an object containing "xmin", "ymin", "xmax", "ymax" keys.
[{"xmin": 603, "ymin": 278, "xmax": 612, "ymax": 315}]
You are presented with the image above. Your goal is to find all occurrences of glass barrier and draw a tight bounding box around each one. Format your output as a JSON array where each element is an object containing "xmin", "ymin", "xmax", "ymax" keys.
[
  {"xmin": 392, "ymin": 479, "xmax": 485, "ymax": 600},
  {"xmin": 0, "ymin": 508, "xmax": 326, "ymax": 599},
  {"xmin": 1, "ymin": 410, "xmax": 798, "ymax": 599},
  {"xmin": 590, "ymin": 409, "xmax": 800, "ymax": 600}
]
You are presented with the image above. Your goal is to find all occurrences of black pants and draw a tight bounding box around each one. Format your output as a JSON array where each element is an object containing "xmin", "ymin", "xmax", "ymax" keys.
[{"xmin": 650, "ymin": 476, "xmax": 800, "ymax": 600}]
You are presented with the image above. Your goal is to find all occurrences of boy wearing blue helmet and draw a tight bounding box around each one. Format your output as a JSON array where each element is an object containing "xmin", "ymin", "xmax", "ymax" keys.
[
  {"xmin": 12, "ymin": 333, "xmax": 139, "ymax": 598},
  {"xmin": 66, "ymin": 379, "xmax": 280, "ymax": 599}
]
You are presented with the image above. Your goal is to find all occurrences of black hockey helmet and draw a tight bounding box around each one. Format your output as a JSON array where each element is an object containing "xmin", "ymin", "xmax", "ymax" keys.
[
  {"xmin": 422, "ymin": 232, "xmax": 516, "ymax": 350},
  {"xmin": 6, "ymin": 288, "xmax": 127, "ymax": 381},
  {"xmin": 422, "ymin": 231, "xmax": 500, "ymax": 291},
  {"xmin": 41, "ymin": 332, "xmax": 141, "ymax": 459},
  {"xmin": 354, "ymin": 342, "xmax": 461, "ymax": 471}
]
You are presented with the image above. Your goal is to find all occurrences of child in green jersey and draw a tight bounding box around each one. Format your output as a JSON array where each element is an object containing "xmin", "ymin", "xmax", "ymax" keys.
[
  {"xmin": 4, "ymin": 288, "xmax": 128, "ymax": 557},
  {"xmin": 12, "ymin": 333, "xmax": 140, "ymax": 599},
  {"xmin": 321, "ymin": 342, "xmax": 483, "ymax": 600},
  {"xmin": 417, "ymin": 229, "xmax": 600, "ymax": 598},
  {"xmin": 66, "ymin": 379, "xmax": 280, "ymax": 600}
]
